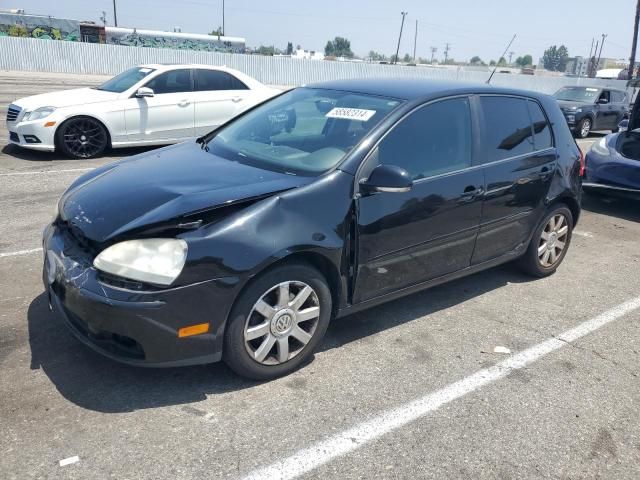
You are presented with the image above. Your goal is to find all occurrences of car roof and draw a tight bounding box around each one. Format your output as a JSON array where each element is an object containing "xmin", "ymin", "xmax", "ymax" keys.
[{"xmin": 306, "ymin": 78, "xmax": 547, "ymax": 101}]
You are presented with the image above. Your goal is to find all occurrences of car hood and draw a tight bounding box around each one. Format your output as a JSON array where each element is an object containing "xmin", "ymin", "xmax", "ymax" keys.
[
  {"xmin": 556, "ymin": 100, "xmax": 591, "ymax": 110},
  {"xmin": 60, "ymin": 142, "xmax": 312, "ymax": 242},
  {"xmin": 13, "ymin": 87, "xmax": 119, "ymax": 110}
]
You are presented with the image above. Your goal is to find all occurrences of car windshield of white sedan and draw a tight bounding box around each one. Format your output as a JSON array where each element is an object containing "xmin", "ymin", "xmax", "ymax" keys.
[
  {"xmin": 207, "ymin": 88, "xmax": 403, "ymax": 175},
  {"xmin": 95, "ymin": 67, "xmax": 156, "ymax": 93},
  {"xmin": 554, "ymin": 87, "xmax": 600, "ymax": 103}
]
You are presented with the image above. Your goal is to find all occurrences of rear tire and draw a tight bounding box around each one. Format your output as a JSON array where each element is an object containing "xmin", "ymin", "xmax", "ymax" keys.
[
  {"xmin": 223, "ymin": 263, "xmax": 332, "ymax": 380},
  {"xmin": 517, "ymin": 205, "xmax": 573, "ymax": 278}
]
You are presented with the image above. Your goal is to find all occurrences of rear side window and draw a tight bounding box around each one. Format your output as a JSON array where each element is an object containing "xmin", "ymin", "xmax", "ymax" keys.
[
  {"xmin": 145, "ymin": 69, "xmax": 192, "ymax": 94},
  {"xmin": 194, "ymin": 69, "xmax": 248, "ymax": 91},
  {"xmin": 527, "ymin": 101, "xmax": 553, "ymax": 150},
  {"xmin": 377, "ymin": 97, "xmax": 472, "ymax": 180},
  {"xmin": 480, "ymin": 96, "xmax": 534, "ymax": 163}
]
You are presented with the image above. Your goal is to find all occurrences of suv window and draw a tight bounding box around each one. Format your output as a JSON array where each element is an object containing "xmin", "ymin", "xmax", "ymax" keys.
[
  {"xmin": 480, "ymin": 96, "xmax": 534, "ymax": 163},
  {"xmin": 377, "ymin": 97, "xmax": 472, "ymax": 180},
  {"xmin": 145, "ymin": 69, "xmax": 192, "ymax": 94},
  {"xmin": 194, "ymin": 69, "xmax": 248, "ymax": 91},
  {"xmin": 610, "ymin": 91, "xmax": 626, "ymax": 103},
  {"xmin": 598, "ymin": 90, "xmax": 610, "ymax": 104},
  {"xmin": 527, "ymin": 101, "xmax": 553, "ymax": 150}
]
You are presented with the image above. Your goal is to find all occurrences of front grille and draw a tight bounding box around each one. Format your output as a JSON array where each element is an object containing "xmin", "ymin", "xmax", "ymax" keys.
[{"xmin": 6, "ymin": 105, "xmax": 20, "ymax": 122}]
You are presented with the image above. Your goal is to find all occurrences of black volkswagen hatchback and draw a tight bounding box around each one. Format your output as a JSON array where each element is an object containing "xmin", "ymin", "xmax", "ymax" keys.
[{"xmin": 44, "ymin": 79, "xmax": 582, "ymax": 379}]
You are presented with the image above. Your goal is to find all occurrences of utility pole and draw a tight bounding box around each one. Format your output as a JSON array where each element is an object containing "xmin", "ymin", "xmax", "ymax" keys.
[
  {"xmin": 590, "ymin": 40, "xmax": 599, "ymax": 77},
  {"xmin": 630, "ymin": 0, "xmax": 640, "ymax": 79},
  {"xmin": 508, "ymin": 51, "xmax": 514, "ymax": 65},
  {"xmin": 444, "ymin": 43, "xmax": 451, "ymax": 63},
  {"xmin": 222, "ymin": 0, "xmax": 225, "ymax": 36},
  {"xmin": 595, "ymin": 33, "xmax": 607, "ymax": 73},
  {"xmin": 430, "ymin": 46, "xmax": 437, "ymax": 64},
  {"xmin": 112, "ymin": 0, "xmax": 118, "ymax": 27},
  {"xmin": 394, "ymin": 11, "xmax": 408, "ymax": 64},
  {"xmin": 413, "ymin": 19, "xmax": 418, "ymax": 63},
  {"xmin": 585, "ymin": 37, "xmax": 594, "ymax": 77},
  {"xmin": 100, "ymin": 10, "xmax": 107, "ymax": 26}
]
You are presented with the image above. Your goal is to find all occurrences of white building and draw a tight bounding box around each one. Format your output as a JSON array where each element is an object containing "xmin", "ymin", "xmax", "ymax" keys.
[{"xmin": 292, "ymin": 48, "xmax": 324, "ymax": 60}]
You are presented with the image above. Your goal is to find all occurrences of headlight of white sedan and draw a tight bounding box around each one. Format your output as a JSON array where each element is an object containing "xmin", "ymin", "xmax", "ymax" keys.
[
  {"xmin": 590, "ymin": 136, "xmax": 609, "ymax": 156},
  {"xmin": 94, "ymin": 239, "xmax": 188, "ymax": 286},
  {"xmin": 23, "ymin": 106, "xmax": 57, "ymax": 122}
]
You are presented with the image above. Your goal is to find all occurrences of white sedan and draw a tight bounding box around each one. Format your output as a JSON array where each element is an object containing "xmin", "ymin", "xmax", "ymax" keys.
[{"xmin": 5, "ymin": 64, "xmax": 280, "ymax": 158}]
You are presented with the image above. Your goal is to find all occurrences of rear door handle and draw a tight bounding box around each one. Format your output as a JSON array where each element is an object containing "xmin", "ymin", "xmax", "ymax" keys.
[
  {"xmin": 458, "ymin": 186, "xmax": 484, "ymax": 203},
  {"xmin": 231, "ymin": 96, "xmax": 243, "ymax": 103},
  {"xmin": 178, "ymin": 99, "xmax": 190, "ymax": 107},
  {"xmin": 540, "ymin": 166, "xmax": 553, "ymax": 180}
]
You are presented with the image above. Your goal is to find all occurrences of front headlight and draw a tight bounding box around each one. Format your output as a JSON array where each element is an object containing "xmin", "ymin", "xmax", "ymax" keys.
[
  {"xmin": 23, "ymin": 106, "xmax": 56, "ymax": 122},
  {"xmin": 94, "ymin": 239, "xmax": 188, "ymax": 286},
  {"xmin": 591, "ymin": 136, "xmax": 609, "ymax": 156}
]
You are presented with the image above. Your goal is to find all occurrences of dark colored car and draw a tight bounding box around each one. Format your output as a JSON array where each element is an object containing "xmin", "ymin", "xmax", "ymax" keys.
[
  {"xmin": 43, "ymin": 79, "xmax": 583, "ymax": 379},
  {"xmin": 554, "ymin": 86, "xmax": 629, "ymax": 138},
  {"xmin": 583, "ymin": 98, "xmax": 640, "ymax": 198}
]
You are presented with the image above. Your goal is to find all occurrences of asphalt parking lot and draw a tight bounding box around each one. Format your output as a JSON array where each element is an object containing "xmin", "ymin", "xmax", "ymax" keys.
[{"xmin": 1, "ymin": 72, "xmax": 639, "ymax": 479}]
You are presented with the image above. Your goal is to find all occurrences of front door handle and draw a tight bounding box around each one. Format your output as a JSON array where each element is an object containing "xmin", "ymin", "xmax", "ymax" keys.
[
  {"xmin": 458, "ymin": 185, "xmax": 484, "ymax": 203},
  {"xmin": 231, "ymin": 96, "xmax": 243, "ymax": 103},
  {"xmin": 540, "ymin": 166, "xmax": 553, "ymax": 180},
  {"xmin": 178, "ymin": 100, "xmax": 190, "ymax": 107}
]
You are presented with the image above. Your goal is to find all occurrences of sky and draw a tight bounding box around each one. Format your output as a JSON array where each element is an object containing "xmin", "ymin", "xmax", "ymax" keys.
[{"xmin": 4, "ymin": 0, "xmax": 636, "ymax": 63}]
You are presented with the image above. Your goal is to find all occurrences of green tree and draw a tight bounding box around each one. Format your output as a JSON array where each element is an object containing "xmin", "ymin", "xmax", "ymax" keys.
[
  {"xmin": 402, "ymin": 53, "xmax": 412, "ymax": 63},
  {"xmin": 515, "ymin": 54, "xmax": 533, "ymax": 67},
  {"xmin": 489, "ymin": 59, "xmax": 497, "ymax": 66},
  {"xmin": 209, "ymin": 26, "xmax": 223, "ymax": 36},
  {"xmin": 469, "ymin": 55, "xmax": 484, "ymax": 65},
  {"xmin": 368, "ymin": 51, "xmax": 387, "ymax": 61},
  {"xmin": 497, "ymin": 56, "xmax": 507, "ymax": 67},
  {"xmin": 542, "ymin": 45, "xmax": 569, "ymax": 71},
  {"xmin": 324, "ymin": 37, "xmax": 354, "ymax": 58},
  {"xmin": 286, "ymin": 42, "xmax": 293, "ymax": 55},
  {"xmin": 257, "ymin": 45, "xmax": 276, "ymax": 56}
]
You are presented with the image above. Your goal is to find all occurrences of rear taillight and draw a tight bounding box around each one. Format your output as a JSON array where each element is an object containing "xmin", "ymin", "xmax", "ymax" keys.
[{"xmin": 578, "ymin": 147, "xmax": 585, "ymax": 177}]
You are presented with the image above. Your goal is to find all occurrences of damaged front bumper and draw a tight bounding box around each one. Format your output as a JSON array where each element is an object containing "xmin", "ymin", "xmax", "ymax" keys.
[{"xmin": 42, "ymin": 223, "xmax": 238, "ymax": 367}]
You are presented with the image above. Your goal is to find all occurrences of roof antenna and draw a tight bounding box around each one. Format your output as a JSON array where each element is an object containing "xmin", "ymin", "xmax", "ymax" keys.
[{"xmin": 487, "ymin": 34, "xmax": 517, "ymax": 84}]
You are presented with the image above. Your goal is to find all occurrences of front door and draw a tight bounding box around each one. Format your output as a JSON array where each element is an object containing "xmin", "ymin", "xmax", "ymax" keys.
[
  {"xmin": 472, "ymin": 96, "xmax": 557, "ymax": 264},
  {"xmin": 355, "ymin": 97, "xmax": 484, "ymax": 303},
  {"xmin": 124, "ymin": 68, "xmax": 195, "ymax": 142}
]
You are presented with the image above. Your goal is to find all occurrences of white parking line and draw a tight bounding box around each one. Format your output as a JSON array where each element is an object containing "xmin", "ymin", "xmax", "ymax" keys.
[
  {"xmin": 0, "ymin": 168, "xmax": 93, "ymax": 177},
  {"xmin": 0, "ymin": 247, "xmax": 42, "ymax": 258},
  {"xmin": 243, "ymin": 296, "xmax": 640, "ymax": 480}
]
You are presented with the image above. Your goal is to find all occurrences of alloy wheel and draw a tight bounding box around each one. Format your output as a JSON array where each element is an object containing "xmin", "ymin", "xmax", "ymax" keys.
[
  {"xmin": 61, "ymin": 118, "xmax": 107, "ymax": 158},
  {"xmin": 244, "ymin": 281, "xmax": 320, "ymax": 365},
  {"xmin": 580, "ymin": 119, "xmax": 591, "ymax": 138},
  {"xmin": 537, "ymin": 214, "xmax": 569, "ymax": 267}
]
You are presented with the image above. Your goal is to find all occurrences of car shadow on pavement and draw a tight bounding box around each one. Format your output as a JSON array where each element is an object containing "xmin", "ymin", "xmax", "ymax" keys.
[
  {"xmin": 28, "ymin": 264, "xmax": 532, "ymax": 414},
  {"xmin": 582, "ymin": 192, "xmax": 640, "ymax": 223},
  {"xmin": 2, "ymin": 143, "xmax": 158, "ymax": 162}
]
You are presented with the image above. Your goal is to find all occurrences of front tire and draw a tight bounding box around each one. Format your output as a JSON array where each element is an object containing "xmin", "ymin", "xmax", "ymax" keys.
[
  {"xmin": 223, "ymin": 263, "xmax": 332, "ymax": 380},
  {"xmin": 575, "ymin": 117, "xmax": 592, "ymax": 139},
  {"xmin": 56, "ymin": 116, "xmax": 109, "ymax": 159},
  {"xmin": 517, "ymin": 205, "xmax": 573, "ymax": 278}
]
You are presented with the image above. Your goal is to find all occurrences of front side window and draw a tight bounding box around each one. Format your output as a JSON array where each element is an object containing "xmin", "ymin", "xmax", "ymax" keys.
[
  {"xmin": 527, "ymin": 101, "xmax": 553, "ymax": 150},
  {"xmin": 554, "ymin": 87, "xmax": 601, "ymax": 103},
  {"xmin": 375, "ymin": 97, "xmax": 472, "ymax": 180},
  {"xmin": 206, "ymin": 88, "xmax": 402, "ymax": 175},
  {"xmin": 145, "ymin": 69, "xmax": 192, "ymax": 94},
  {"xmin": 480, "ymin": 96, "xmax": 534, "ymax": 163},
  {"xmin": 96, "ymin": 67, "xmax": 155, "ymax": 93},
  {"xmin": 194, "ymin": 69, "xmax": 248, "ymax": 91}
]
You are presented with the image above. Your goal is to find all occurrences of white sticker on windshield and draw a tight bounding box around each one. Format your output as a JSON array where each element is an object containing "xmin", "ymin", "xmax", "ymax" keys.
[
  {"xmin": 326, "ymin": 108, "xmax": 376, "ymax": 121},
  {"xmin": 586, "ymin": 88, "xmax": 599, "ymax": 91}
]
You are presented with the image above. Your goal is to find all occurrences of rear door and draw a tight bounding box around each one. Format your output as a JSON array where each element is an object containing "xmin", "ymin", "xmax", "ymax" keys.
[
  {"xmin": 354, "ymin": 97, "xmax": 484, "ymax": 302},
  {"xmin": 124, "ymin": 69, "xmax": 195, "ymax": 142},
  {"xmin": 471, "ymin": 95, "xmax": 556, "ymax": 265},
  {"xmin": 610, "ymin": 91, "xmax": 628, "ymax": 126},
  {"xmin": 192, "ymin": 69, "xmax": 252, "ymax": 136},
  {"xmin": 596, "ymin": 90, "xmax": 617, "ymax": 129}
]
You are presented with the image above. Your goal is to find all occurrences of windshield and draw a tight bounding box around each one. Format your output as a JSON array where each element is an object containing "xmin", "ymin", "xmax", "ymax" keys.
[
  {"xmin": 96, "ymin": 67, "xmax": 156, "ymax": 93},
  {"xmin": 554, "ymin": 87, "xmax": 601, "ymax": 103},
  {"xmin": 205, "ymin": 88, "xmax": 403, "ymax": 175}
]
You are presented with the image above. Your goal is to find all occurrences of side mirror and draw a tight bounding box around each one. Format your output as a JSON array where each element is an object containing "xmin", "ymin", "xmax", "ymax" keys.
[
  {"xmin": 360, "ymin": 164, "xmax": 413, "ymax": 195},
  {"xmin": 597, "ymin": 98, "xmax": 608, "ymax": 104},
  {"xmin": 135, "ymin": 87, "xmax": 154, "ymax": 98}
]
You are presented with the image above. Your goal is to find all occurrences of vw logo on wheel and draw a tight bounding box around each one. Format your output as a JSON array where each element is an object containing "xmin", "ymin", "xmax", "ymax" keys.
[{"xmin": 274, "ymin": 314, "xmax": 293, "ymax": 333}]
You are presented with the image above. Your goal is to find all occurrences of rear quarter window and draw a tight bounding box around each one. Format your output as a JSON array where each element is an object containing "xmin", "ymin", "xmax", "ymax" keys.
[{"xmin": 527, "ymin": 101, "xmax": 553, "ymax": 150}]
